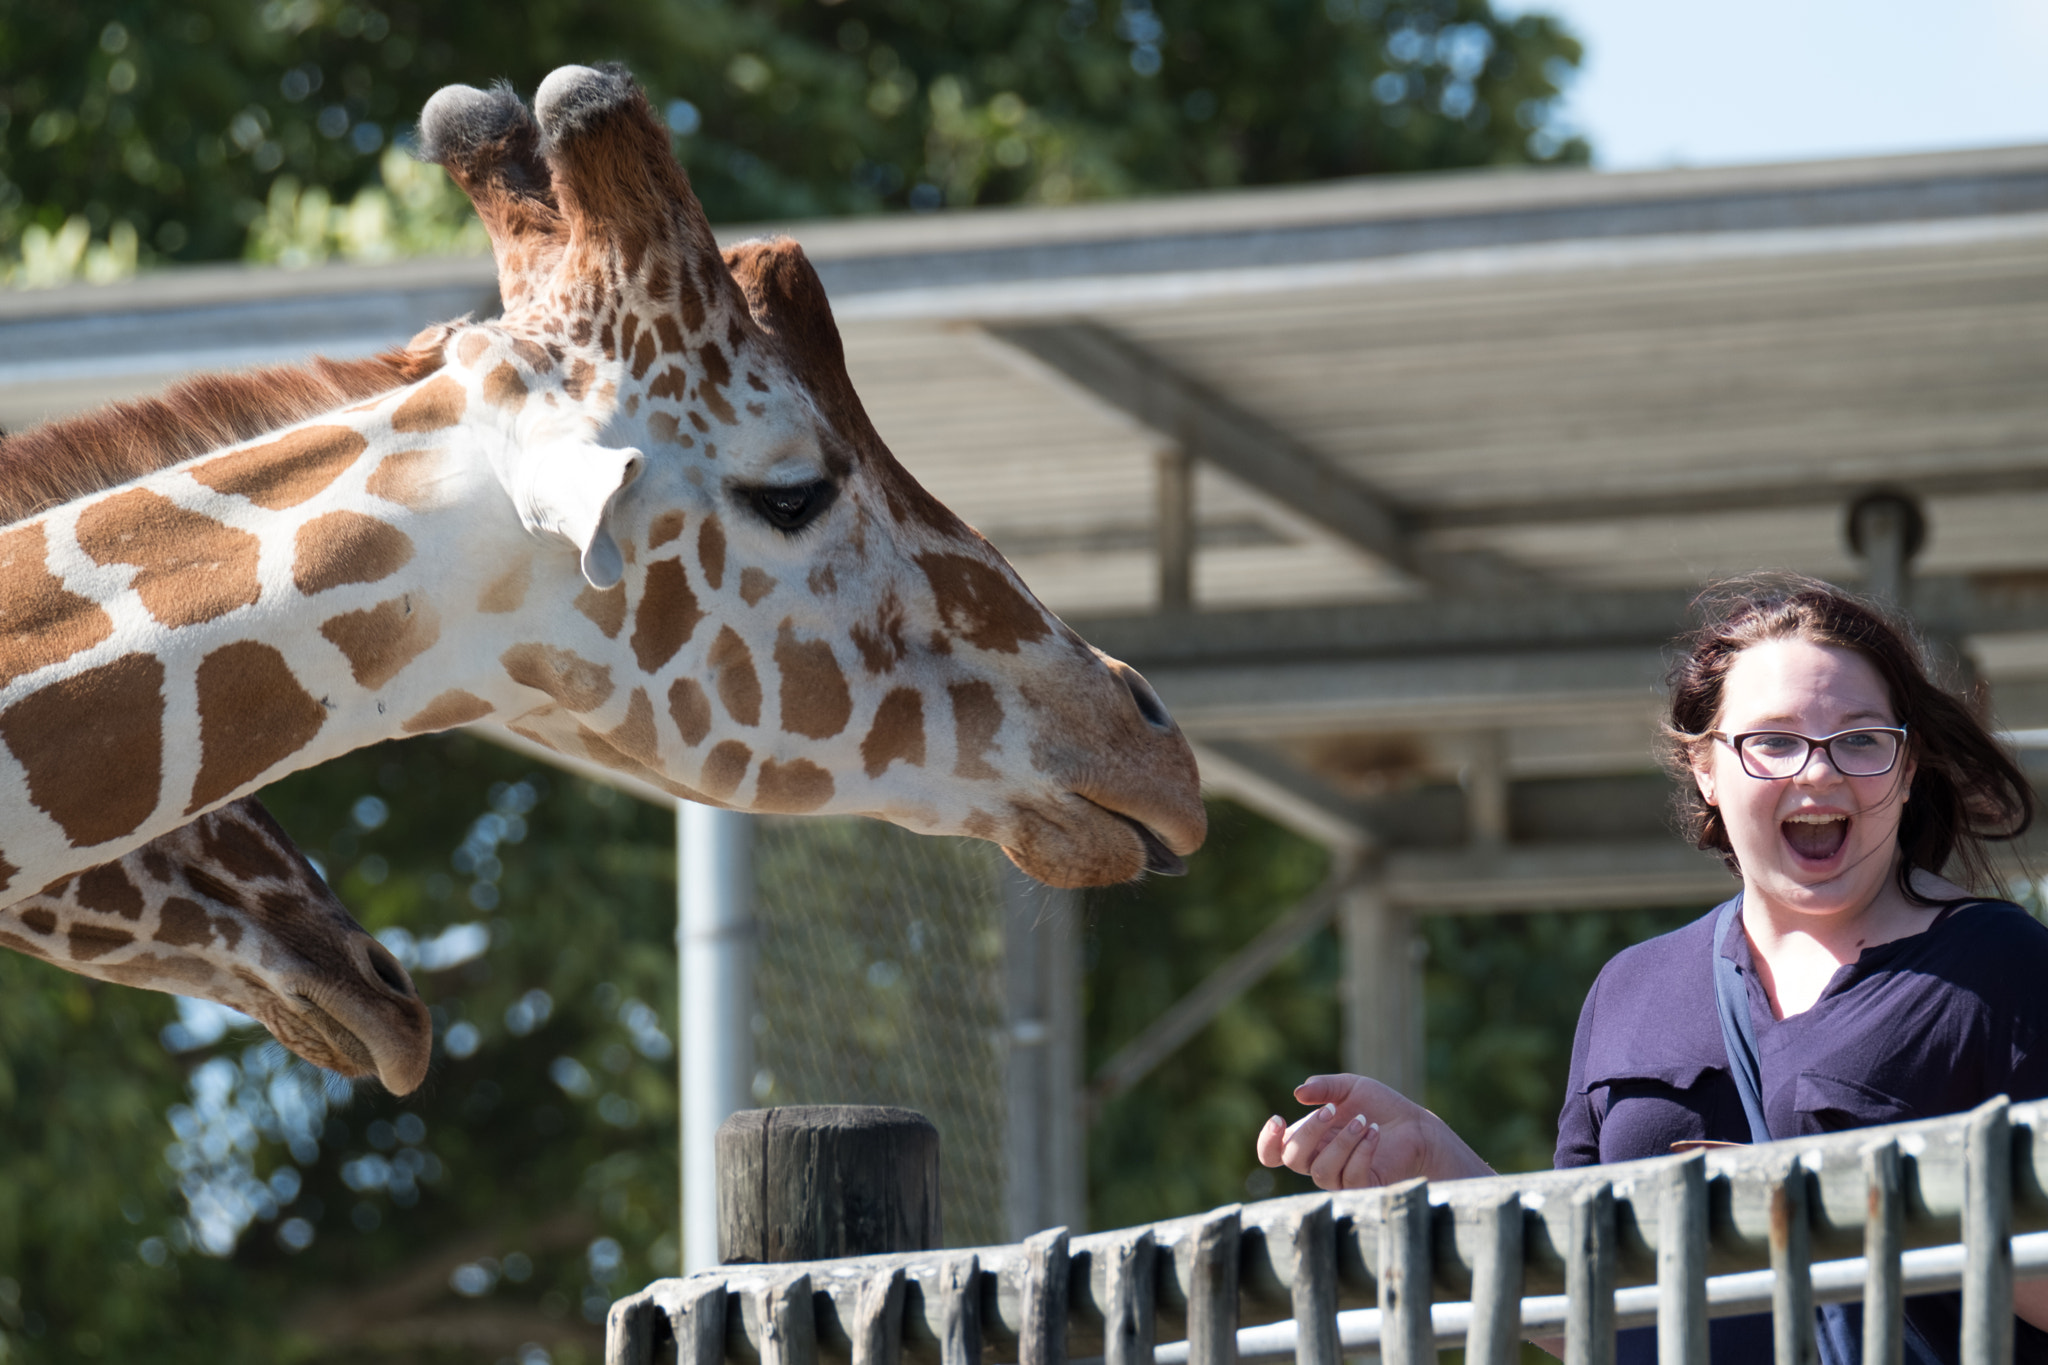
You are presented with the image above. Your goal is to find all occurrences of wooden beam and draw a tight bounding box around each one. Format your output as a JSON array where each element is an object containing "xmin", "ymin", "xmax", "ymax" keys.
[{"xmin": 987, "ymin": 321, "xmax": 1422, "ymax": 578}]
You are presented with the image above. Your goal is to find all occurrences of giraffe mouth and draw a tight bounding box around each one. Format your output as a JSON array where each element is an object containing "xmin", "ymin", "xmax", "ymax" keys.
[{"xmin": 1111, "ymin": 811, "xmax": 1188, "ymax": 877}]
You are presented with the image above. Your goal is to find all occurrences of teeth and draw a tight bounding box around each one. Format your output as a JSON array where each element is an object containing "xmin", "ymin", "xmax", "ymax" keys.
[{"xmin": 1784, "ymin": 813, "xmax": 1846, "ymax": 824}]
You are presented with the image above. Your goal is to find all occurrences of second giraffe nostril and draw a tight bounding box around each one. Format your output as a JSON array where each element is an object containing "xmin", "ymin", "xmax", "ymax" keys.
[
  {"xmin": 1120, "ymin": 666, "xmax": 1174, "ymax": 733},
  {"xmin": 366, "ymin": 944, "xmax": 416, "ymax": 996}
]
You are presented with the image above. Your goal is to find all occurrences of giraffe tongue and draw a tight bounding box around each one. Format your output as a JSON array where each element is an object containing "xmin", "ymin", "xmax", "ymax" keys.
[
  {"xmin": 1784, "ymin": 816, "xmax": 1849, "ymax": 862},
  {"xmin": 1118, "ymin": 814, "xmax": 1188, "ymax": 876}
]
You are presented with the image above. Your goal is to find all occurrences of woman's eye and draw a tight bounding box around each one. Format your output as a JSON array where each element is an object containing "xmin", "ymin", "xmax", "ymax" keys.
[{"xmin": 744, "ymin": 480, "xmax": 837, "ymax": 533}]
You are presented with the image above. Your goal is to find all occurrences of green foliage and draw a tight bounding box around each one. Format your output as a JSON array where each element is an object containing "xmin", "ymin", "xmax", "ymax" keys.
[
  {"xmin": 0, "ymin": 733, "xmax": 682, "ymax": 1363},
  {"xmin": 0, "ymin": 0, "xmax": 1586, "ymax": 279}
]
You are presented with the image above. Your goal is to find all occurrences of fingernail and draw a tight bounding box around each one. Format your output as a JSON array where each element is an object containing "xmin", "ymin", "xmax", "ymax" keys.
[
  {"xmin": 1267, "ymin": 1115, "xmax": 1283, "ymax": 1131},
  {"xmin": 1347, "ymin": 1113, "xmax": 1367, "ymax": 1133},
  {"xmin": 1367, "ymin": 1122, "xmax": 1381, "ymax": 1139},
  {"xmin": 1320, "ymin": 1103, "xmax": 1337, "ymax": 1120}
]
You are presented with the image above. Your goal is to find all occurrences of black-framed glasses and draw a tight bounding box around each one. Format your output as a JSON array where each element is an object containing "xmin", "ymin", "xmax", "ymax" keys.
[{"xmin": 1712, "ymin": 726, "xmax": 1908, "ymax": 780}]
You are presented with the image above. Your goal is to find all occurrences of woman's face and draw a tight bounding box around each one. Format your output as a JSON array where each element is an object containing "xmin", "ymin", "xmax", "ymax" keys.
[{"xmin": 1692, "ymin": 637, "xmax": 1915, "ymax": 919}]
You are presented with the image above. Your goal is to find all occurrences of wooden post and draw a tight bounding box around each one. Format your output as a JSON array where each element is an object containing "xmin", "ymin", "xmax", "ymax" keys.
[{"xmin": 716, "ymin": 1106, "xmax": 942, "ymax": 1264}]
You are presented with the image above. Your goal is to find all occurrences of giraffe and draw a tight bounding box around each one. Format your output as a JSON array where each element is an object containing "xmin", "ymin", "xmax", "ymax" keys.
[
  {"xmin": 4, "ymin": 797, "xmax": 432, "ymax": 1092},
  {"xmin": 0, "ymin": 62, "xmax": 1204, "ymax": 902}
]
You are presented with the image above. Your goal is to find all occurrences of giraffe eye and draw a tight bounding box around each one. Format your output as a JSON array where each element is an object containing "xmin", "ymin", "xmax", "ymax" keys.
[{"xmin": 744, "ymin": 480, "xmax": 837, "ymax": 533}]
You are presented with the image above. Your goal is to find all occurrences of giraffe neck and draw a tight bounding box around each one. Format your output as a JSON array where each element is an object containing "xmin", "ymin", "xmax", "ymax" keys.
[{"xmin": 0, "ymin": 362, "xmax": 575, "ymax": 894}]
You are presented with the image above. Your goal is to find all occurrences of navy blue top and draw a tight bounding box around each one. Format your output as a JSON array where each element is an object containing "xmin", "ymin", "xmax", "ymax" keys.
[{"xmin": 1557, "ymin": 896, "xmax": 2048, "ymax": 1364}]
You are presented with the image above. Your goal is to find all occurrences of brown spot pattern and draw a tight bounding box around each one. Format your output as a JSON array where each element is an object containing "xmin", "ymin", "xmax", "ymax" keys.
[
  {"xmin": 156, "ymin": 897, "xmax": 212, "ymax": 948},
  {"xmin": 708, "ymin": 627, "xmax": 760, "ymax": 727},
  {"xmin": 0, "ymin": 652, "xmax": 164, "ymax": 847},
  {"xmin": 320, "ymin": 595, "xmax": 441, "ymax": 689},
  {"xmin": 390, "ymin": 374, "xmax": 467, "ymax": 432},
  {"xmin": 696, "ymin": 344, "xmax": 738, "ymax": 425},
  {"xmin": 648, "ymin": 411, "xmax": 681, "ymax": 444},
  {"xmin": 918, "ymin": 553, "xmax": 1052, "ymax": 654},
  {"xmin": 68, "ymin": 923, "xmax": 134, "ymax": 961},
  {"xmin": 861, "ymin": 688, "xmax": 927, "ymax": 779},
  {"xmin": 76, "ymin": 489, "xmax": 262, "ymax": 629},
  {"xmin": 849, "ymin": 595, "xmax": 910, "ymax": 675},
  {"xmin": 196, "ymin": 806, "xmax": 294, "ymax": 884},
  {"xmin": 456, "ymin": 332, "xmax": 491, "ymax": 366},
  {"xmin": 631, "ymin": 558, "xmax": 702, "ymax": 673},
  {"xmin": 655, "ymin": 315, "xmax": 685, "ymax": 353},
  {"xmin": 0, "ymin": 522, "xmax": 113, "ymax": 688},
  {"xmin": 739, "ymin": 568, "xmax": 777, "ymax": 606},
  {"xmin": 773, "ymin": 622, "xmax": 851, "ymax": 740},
  {"xmin": 950, "ymin": 680, "xmax": 1004, "ymax": 780},
  {"xmin": 0, "ymin": 930, "xmax": 50, "ymax": 960},
  {"xmin": 601, "ymin": 688, "xmax": 659, "ymax": 765},
  {"xmin": 403, "ymin": 689, "xmax": 494, "ymax": 734},
  {"xmin": 648, "ymin": 510, "xmax": 686, "ymax": 549},
  {"xmin": 700, "ymin": 740, "xmax": 751, "ymax": 799},
  {"xmin": 631, "ymin": 329, "xmax": 658, "ymax": 380},
  {"xmin": 477, "ymin": 558, "xmax": 531, "ymax": 613},
  {"xmin": 697, "ymin": 515, "xmax": 726, "ymax": 590},
  {"xmin": 292, "ymin": 511, "xmax": 415, "ymax": 595},
  {"xmin": 191, "ymin": 426, "xmax": 369, "ymax": 510},
  {"xmin": 574, "ymin": 582, "xmax": 628, "ymax": 638},
  {"xmin": 188, "ymin": 641, "xmax": 327, "ymax": 813},
  {"xmin": 501, "ymin": 643, "xmax": 615, "ymax": 712},
  {"xmin": 668, "ymin": 677, "xmax": 711, "ymax": 746},
  {"xmin": 76, "ymin": 864, "xmax": 144, "ymax": 920},
  {"xmin": 648, "ymin": 367, "xmax": 686, "ymax": 402},
  {"xmin": 365, "ymin": 448, "xmax": 443, "ymax": 508},
  {"xmin": 512, "ymin": 337, "xmax": 552, "ymax": 372},
  {"xmin": 483, "ymin": 362, "xmax": 528, "ymax": 412},
  {"xmin": 20, "ymin": 908, "xmax": 56, "ymax": 936},
  {"xmin": 755, "ymin": 758, "xmax": 834, "ymax": 813},
  {"xmin": 565, "ymin": 358, "xmax": 595, "ymax": 401},
  {"xmin": 808, "ymin": 565, "xmax": 838, "ymax": 597}
]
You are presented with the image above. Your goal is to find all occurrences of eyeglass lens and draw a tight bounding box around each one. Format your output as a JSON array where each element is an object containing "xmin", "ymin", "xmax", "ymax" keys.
[{"xmin": 1735, "ymin": 729, "xmax": 1900, "ymax": 778}]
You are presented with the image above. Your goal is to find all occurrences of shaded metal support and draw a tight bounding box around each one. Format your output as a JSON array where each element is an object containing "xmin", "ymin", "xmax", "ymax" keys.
[
  {"xmin": 680, "ymin": 806, "xmax": 755, "ymax": 1272},
  {"xmin": 1157, "ymin": 445, "xmax": 1195, "ymax": 612},
  {"xmin": 1341, "ymin": 874, "xmax": 1421, "ymax": 1097},
  {"xmin": 1961, "ymin": 1099, "xmax": 2014, "ymax": 1365},
  {"xmin": 1464, "ymin": 729, "xmax": 1509, "ymax": 850},
  {"xmin": 1767, "ymin": 1161, "xmax": 1815, "ymax": 1365},
  {"xmin": 1846, "ymin": 490, "xmax": 1926, "ymax": 610},
  {"xmin": 1005, "ymin": 867, "xmax": 1085, "ymax": 1235},
  {"xmin": 1862, "ymin": 1141, "xmax": 1905, "ymax": 1365}
]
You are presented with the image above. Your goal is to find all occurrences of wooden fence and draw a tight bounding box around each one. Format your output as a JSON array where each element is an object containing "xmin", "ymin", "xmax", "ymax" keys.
[{"xmin": 608, "ymin": 1096, "xmax": 2048, "ymax": 1365}]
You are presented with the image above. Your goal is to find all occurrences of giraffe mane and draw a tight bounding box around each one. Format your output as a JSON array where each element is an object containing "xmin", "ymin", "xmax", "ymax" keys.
[{"xmin": 0, "ymin": 346, "xmax": 447, "ymax": 527}]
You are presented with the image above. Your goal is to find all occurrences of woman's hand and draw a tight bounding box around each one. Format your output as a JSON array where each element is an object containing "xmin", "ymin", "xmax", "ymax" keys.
[{"xmin": 1255, "ymin": 1073, "xmax": 1493, "ymax": 1190}]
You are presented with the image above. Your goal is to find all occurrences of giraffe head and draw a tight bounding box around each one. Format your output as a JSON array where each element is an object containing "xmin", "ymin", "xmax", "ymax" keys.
[
  {"xmin": 414, "ymin": 67, "xmax": 1205, "ymax": 887},
  {"xmin": 15, "ymin": 799, "xmax": 432, "ymax": 1093}
]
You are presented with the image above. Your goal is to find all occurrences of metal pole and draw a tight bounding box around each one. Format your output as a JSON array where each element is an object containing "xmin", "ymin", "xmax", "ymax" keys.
[{"xmin": 680, "ymin": 803, "xmax": 755, "ymax": 1272}]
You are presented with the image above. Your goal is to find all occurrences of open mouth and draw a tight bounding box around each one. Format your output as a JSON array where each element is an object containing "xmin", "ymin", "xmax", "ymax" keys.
[
  {"xmin": 1782, "ymin": 812, "xmax": 1850, "ymax": 864},
  {"xmin": 1114, "ymin": 812, "xmax": 1188, "ymax": 877}
]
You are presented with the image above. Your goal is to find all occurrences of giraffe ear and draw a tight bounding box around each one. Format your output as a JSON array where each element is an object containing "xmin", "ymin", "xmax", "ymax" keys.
[{"xmin": 501, "ymin": 442, "xmax": 645, "ymax": 589}]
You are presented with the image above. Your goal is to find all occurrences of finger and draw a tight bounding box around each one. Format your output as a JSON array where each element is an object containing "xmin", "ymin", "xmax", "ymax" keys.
[
  {"xmin": 1256, "ymin": 1115, "xmax": 1286, "ymax": 1168},
  {"xmin": 1338, "ymin": 1122, "xmax": 1383, "ymax": 1189},
  {"xmin": 1280, "ymin": 1103, "xmax": 1340, "ymax": 1172},
  {"xmin": 1308, "ymin": 1112, "xmax": 1372, "ymax": 1191},
  {"xmin": 1293, "ymin": 1075, "xmax": 1352, "ymax": 1106}
]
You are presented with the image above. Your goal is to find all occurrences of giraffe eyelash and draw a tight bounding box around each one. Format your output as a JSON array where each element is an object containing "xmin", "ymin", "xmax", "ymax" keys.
[{"xmin": 737, "ymin": 479, "xmax": 838, "ymax": 534}]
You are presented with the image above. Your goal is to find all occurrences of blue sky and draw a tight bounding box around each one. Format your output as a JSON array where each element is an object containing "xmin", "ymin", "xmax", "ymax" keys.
[{"xmin": 1509, "ymin": 0, "xmax": 2048, "ymax": 169}]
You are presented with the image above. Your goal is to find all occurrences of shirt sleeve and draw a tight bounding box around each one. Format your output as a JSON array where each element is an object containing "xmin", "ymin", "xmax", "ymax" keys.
[{"xmin": 1555, "ymin": 968, "xmax": 1606, "ymax": 1169}]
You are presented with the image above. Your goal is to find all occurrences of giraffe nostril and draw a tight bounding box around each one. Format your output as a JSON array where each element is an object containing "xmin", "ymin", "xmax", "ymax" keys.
[
  {"xmin": 1118, "ymin": 664, "xmax": 1174, "ymax": 733},
  {"xmin": 364, "ymin": 941, "xmax": 417, "ymax": 998}
]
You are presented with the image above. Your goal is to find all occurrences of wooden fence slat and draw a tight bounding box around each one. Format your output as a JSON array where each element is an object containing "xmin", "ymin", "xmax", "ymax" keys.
[
  {"xmin": 1862, "ymin": 1140, "xmax": 1904, "ymax": 1365},
  {"xmin": 1022, "ymin": 1228, "xmax": 1073, "ymax": 1365},
  {"xmin": 758, "ymin": 1273, "xmax": 819, "ymax": 1365},
  {"xmin": 1105, "ymin": 1229, "xmax": 1158, "ymax": 1365},
  {"xmin": 1379, "ymin": 1180, "xmax": 1434, "ymax": 1365},
  {"xmin": 1769, "ymin": 1161, "xmax": 1815, "ymax": 1365},
  {"xmin": 1286, "ymin": 1199, "xmax": 1340, "ymax": 1365},
  {"xmin": 1962, "ymin": 1098, "xmax": 2014, "ymax": 1365},
  {"xmin": 937, "ymin": 1256, "xmax": 983, "ymax": 1365},
  {"xmin": 852, "ymin": 1267, "xmax": 908, "ymax": 1365},
  {"xmin": 1187, "ymin": 1206, "xmax": 1242, "ymax": 1365},
  {"xmin": 1658, "ymin": 1153, "xmax": 1708, "ymax": 1365},
  {"xmin": 1565, "ymin": 1181, "xmax": 1616, "ymax": 1365},
  {"xmin": 607, "ymin": 1295, "xmax": 659, "ymax": 1365},
  {"xmin": 1465, "ymin": 1190, "xmax": 1523, "ymax": 1365}
]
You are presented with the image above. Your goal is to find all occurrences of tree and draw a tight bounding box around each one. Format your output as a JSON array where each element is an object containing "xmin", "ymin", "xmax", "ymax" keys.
[{"xmin": 0, "ymin": 0, "xmax": 1586, "ymax": 273}]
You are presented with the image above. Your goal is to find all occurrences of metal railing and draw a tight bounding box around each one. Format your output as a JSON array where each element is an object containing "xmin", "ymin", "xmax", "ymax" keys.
[{"xmin": 608, "ymin": 1095, "xmax": 2048, "ymax": 1365}]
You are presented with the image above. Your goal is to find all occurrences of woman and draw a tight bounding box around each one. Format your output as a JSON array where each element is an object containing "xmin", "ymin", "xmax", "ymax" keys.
[{"xmin": 1254, "ymin": 576, "xmax": 2048, "ymax": 1362}]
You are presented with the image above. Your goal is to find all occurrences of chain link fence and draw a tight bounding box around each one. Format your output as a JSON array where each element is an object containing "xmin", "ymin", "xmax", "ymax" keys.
[{"xmin": 749, "ymin": 816, "xmax": 1012, "ymax": 1249}]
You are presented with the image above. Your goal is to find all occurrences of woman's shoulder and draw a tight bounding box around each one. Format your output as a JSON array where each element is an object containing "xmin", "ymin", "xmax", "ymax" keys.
[
  {"xmin": 1573, "ymin": 901, "xmax": 1731, "ymax": 1082},
  {"xmin": 1921, "ymin": 898, "xmax": 2048, "ymax": 989},
  {"xmin": 1591, "ymin": 900, "xmax": 1728, "ymax": 993}
]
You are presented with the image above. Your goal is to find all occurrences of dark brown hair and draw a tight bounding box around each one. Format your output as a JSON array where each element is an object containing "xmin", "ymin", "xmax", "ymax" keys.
[{"xmin": 1663, "ymin": 574, "xmax": 2032, "ymax": 898}]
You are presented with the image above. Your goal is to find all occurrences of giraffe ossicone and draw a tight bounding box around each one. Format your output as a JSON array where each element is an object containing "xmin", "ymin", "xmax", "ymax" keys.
[
  {"xmin": 0, "ymin": 62, "xmax": 1205, "ymax": 899},
  {"xmin": 7, "ymin": 797, "xmax": 431, "ymax": 1092}
]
